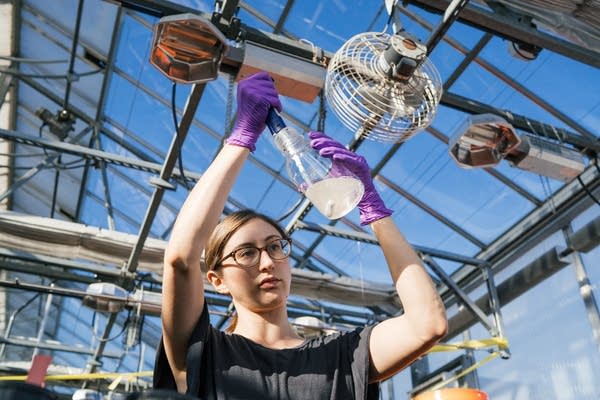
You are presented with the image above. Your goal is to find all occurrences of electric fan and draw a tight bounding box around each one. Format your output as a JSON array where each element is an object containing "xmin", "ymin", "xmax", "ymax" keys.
[{"xmin": 325, "ymin": 31, "xmax": 442, "ymax": 142}]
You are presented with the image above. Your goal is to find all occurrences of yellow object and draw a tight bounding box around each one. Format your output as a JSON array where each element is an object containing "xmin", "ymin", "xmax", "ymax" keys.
[
  {"xmin": 0, "ymin": 370, "xmax": 152, "ymax": 382},
  {"xmin": 429, "ymin": 351, "xmax": 500, "ymax": 391},
  {"xmin": 413, "ymin": 387, "xmax": 488, "ymax": 400},
  {"xmin": 429, "ymin": 337, "xmax": 509, "ymax": 353}
]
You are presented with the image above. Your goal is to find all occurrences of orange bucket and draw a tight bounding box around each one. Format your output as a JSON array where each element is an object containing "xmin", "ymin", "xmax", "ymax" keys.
[{"xmin": 413, "ymin": 388, "xmax": 488, "ymax": 400}]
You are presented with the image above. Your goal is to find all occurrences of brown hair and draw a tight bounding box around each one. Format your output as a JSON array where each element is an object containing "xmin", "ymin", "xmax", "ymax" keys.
[{"xmin": 204, "ymin": 209, "xmax": 289, "ymax": 333}]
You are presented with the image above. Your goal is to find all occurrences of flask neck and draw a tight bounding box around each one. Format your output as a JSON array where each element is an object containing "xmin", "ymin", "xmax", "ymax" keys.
[
  {"xmin": 273, "ymin": 127, "xmax": 308, "ymax": 157},
  {"xmin": 266, "ymin": 108, "xmax": 286, "ymax": 135}
]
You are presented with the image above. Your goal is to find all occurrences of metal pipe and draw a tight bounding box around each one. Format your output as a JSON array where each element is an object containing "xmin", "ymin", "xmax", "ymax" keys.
[
  {"xmin": 425, "ymin": 0, "xmax": 471, "ymax": 55},
  {"xmin": 124, "ymin": 83, "xmax": 206, "ymax": 274},
  {"xmin": 76, "ymin": 6, "xmax": 124, "ymax": 221},
  {"xmin": 32, "ymin": 288, "xmax": 53, "ymax": 358},
  {"xmin": 294, "ymin": 220, "xmax": 486, "ymax": 266},
  {"xmin": 63, "ymin": 0, "xmax": 85, "ymax": 109},
  {"xmin": 422, "ymin": 255, "xmax": 495, "ymax": 333},
  {"xmin": 482, "ymin": 264, "xmax": 510, "ymax": 358},
  {"xmin": 0, "ymin": 291, "xmax": 43, "ymax": 359},
  {"xmin": 49, "ymin": 157, "xmax": 61, "ymax": 218},
  {"xmin": 402, "ymin": 6, "xmax": 598, "ymax": 139},
  {"xmin": 96, "ymin": 137, "xmax": 116, "ymax": 230},
  {"xmin": 563, "ymin": 225, "xmax": 600, "ymax": 352},
  {"xmin": 0, "ymin": 126, "xmax": 93, "ymax": 202},
  {"xmin": 83, "ymin": 312, "xmax": 117, "ymax": 377},
  {"xmin": 405, "ymin": 0, "xmax": 600, "ymax": 69}
]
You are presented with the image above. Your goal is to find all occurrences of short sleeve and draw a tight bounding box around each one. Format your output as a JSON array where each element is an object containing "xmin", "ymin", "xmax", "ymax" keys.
[
  {"xmin": 185, "ymin": 301, "xmax": 211, "ymax": 395},
  {"xmin": 152, "ymin": 301, "xmax": 210, "ymax": 391},
  {"xmin": 351, "ymin": 325, "xmax": 380, "ymax": 400}
]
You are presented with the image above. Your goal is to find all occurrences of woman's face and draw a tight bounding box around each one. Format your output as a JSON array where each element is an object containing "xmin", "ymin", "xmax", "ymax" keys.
[{"xmin": 208, "ymin": 218, "xmax": 292, "ymax": 314}]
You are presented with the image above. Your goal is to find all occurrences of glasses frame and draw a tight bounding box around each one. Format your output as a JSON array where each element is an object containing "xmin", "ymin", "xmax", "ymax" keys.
[{"xmin": 217, "ymin": 238, "xmax": 292, "ymax": 268}]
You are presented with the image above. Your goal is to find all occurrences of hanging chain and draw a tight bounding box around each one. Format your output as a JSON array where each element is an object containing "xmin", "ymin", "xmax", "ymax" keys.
[
  {"xmin": 224, "ymin": 74, "xmax": 235, "ymax": 136},
  {"xmin": 317, "ymin": 89, "xmax": 327, "ymax": 133}
]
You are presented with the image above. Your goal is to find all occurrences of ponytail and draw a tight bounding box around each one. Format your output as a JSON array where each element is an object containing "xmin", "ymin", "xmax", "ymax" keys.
[{"xmin": 225, "ymin": 312, "xmax": 238, "ymax": 334}]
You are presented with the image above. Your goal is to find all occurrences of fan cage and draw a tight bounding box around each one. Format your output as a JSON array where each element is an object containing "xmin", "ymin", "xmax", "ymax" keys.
[{"xmin": 325, "ymin": 32, "xmax": 443, "ymax": 143}]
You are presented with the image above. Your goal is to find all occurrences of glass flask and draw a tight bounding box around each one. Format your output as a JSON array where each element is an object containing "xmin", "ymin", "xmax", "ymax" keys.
[{"xmin": 266, "ymin": 109, "xmax": 364, "ymax": 219}]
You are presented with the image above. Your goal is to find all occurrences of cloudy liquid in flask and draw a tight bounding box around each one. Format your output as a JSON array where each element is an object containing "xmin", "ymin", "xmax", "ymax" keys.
[{"xmin": 304, "ymin": 176, "xmax": 364, "ymax": 219}]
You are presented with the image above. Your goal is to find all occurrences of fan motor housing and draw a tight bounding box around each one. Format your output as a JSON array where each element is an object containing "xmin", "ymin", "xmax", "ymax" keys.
[{"xmin": 379, "ymin": 34, "xmax": 427, "ymax": 81}]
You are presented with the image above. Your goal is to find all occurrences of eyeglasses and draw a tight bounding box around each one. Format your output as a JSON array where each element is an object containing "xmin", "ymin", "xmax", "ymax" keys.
[{"xmin": 218, "ymin": 238, "xmax": 292, "ymax": 268}]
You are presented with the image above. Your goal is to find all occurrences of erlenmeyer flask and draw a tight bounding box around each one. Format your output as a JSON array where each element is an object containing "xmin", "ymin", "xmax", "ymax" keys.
[{"xmin": 266, "ymin": 109, "xmax": 364, "ymax": 220}]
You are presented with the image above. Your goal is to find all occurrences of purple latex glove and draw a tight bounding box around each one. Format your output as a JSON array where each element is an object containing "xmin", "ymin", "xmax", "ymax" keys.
[
  {"xmin": 226, "ymin": 72, "xmax": 282, "ymax": 152},
  {"xmin": 309, "ymin": 131, "xmax": 393, "ymax": 225}
]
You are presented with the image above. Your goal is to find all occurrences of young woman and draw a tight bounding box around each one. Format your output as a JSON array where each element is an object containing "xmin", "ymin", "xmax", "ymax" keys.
[{"xmin": 154, "ymin": 72, "xmax": 448, "ymax": 399}]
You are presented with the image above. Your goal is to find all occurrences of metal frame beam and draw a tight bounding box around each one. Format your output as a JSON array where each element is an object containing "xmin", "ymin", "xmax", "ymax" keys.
[
  {"xmin": 441, "ymin": 92, "xmax": 600, "ymax": 154},
  {"xmin": 446, "ymin": 164, "xmax": 600, "ymax": 308},
  {"xmin": 0, "ymin": 335, "xmax": 122, "ymax": 358},
  {"xmin": 406, "ymin": 0, "xmax": 600, "ymax": 69},
  {"xmin": 376, "ymin": 174, "xmax": 485, "ymax": 248},
  {"xmin": 402, "ymin": 6, "xmax": 598, "ymax": 139},
  {"xmin": 445, "ymin": 246, "xmax": 569, "ymax": 339},
  {"xmin": 0, "ymin": 128, "xmax": 200, "ymax": 180},
  {"xmin": 0, "ymin": 251, "xmax": 386, "ymax": 327},
  {"xmin": 124, "ymin": 83, "xmax": 205, "ymax": 274},
  {"xmin": 293, "ymin": 220, "xmax": 486, "ymax": 266},
  {"xmin": 76, "ymin": 5, "xmax": 124, "ymax": 221},
  {"xmin": 426, "ymin": 125, "xmax": 542, "ymax": 205},
  {"xmin": 108, "ymin": 0, "xmax": 331, "ymax": 61},
  {"xmin": 563, "ymin": 225, "xmax": 600, "ymax": 350}
]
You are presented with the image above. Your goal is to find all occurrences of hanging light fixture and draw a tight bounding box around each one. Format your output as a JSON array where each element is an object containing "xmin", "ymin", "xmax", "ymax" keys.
[
  {"xmin": 448, "ymin": 114, "xmax": 521, "ymax": 169},
  {"xmin": 448, "ymin": 113, "xmax": 585, "ymax": 182},
  {"xmin": 149, "ymin": 13, "xmax": 229, "ymax": 83}
]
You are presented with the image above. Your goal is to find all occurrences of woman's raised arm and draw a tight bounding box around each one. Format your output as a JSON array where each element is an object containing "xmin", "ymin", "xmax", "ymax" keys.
[
  {"xmin": 309, "ymin": 131, "xmax": 447, "ymax": 382},
  {"xmin": 161, "ymin": 72, "xmax": 281, "ymax": 391},
  {"xmin": 368, "ymin": 217, "xmax": 447, "ymax": 381}
]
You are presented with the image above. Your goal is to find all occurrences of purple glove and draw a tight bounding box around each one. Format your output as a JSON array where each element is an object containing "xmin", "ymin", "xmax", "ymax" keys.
[
  {"xmin": 309, "ymin": 131, "xmax": 393, "ymax": 225},
  {"xmin": 226, "ymin": 72, "xmax": 282, "ymax": 152}
]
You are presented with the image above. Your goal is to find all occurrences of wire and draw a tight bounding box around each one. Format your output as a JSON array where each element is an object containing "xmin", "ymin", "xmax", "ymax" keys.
[
  {"xmin": 35, "ymin": 123, "xmax": 87, "ymax": 170},
  {"xmin": 577, "ymin": 175, "xmax": 600, "ymax": 207},
  {"xmin": 90, "ymin": 311, "xmax": 128, "ymax": 343},
  {"xmin": 0, "ymin": 151, "xmax": 58, "ymax": 158},
  {"xmin": 0, "ymin": 55, "xmax": 68, "ymax": 64},
  {"xmin": 276, "ymin": 195, "xmax": 306, "ymax": 222},
  {"xmin": 171, "ymin": 82, "xmax": 191, "ymax": 190},
  {"xmin": 0, "ymin": 163, "xmax": 86, "ymax": 171},
  {"xmin": 0, "ymin": 67, "xmax": 103, "ymax": 80}
]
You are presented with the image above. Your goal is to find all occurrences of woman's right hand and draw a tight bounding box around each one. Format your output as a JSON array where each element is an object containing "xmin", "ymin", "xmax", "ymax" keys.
[{"xmin": 226, "ymin": 71, "xmax": 282, "ymax": 152}]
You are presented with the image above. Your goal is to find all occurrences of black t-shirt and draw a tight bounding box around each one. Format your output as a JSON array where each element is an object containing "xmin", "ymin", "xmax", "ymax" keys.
[{"xmin": 154, "ymin": 303, "xmax": 380, "ymax": 400}]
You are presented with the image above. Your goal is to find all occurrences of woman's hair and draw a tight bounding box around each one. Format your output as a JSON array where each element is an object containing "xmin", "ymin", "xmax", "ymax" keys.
[
  {"xmin": 204, "ymin": 209, "xmax": 289, "ymax": 333},
  {"xmin": 204, "ymin": 209, "xmax": 288, "ymax": 272}
]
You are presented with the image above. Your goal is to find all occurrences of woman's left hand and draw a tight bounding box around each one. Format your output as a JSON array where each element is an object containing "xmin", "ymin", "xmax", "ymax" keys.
[{"xmin": 309, "ymin": 131, "xmax": 392, "ymax": 225}]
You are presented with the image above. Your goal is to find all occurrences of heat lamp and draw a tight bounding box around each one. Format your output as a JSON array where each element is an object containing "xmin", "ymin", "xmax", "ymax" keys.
[{"xmin": 449, "ymin": 114, "xmax": 585, "ymax": 182}]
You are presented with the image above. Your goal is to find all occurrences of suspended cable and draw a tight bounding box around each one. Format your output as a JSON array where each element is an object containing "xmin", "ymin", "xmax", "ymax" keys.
[
  {"xmin": 90, "ymin": 311, "xmax": 128, "ymax": 343},
  {"xmin": 0, "ymin": 55, "xmax": 68, "ymax": 64},
  {"xmin": 171, "ymin": 82, "xmax": 191, "ymax": 190},
  {"xmin": 276, "ymin": 195, "xmax": 306, "ymax": 222},
  {"xmin": 577, "ymin": 175, "xmax": 600, "ymax": 207},
  {"xmin": 0, "ymin": 67, "xmax": 103, "ymax": 79}
]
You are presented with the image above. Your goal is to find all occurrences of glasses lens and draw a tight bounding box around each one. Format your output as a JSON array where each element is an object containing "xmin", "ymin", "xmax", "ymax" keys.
[
  {"xmin": 233, "ymin": 247, "xmax": 260, "ymax": 266},
  {"xmin": 232, "ymin": 239, "xmax": 291, "ymax": 266},
  {"xmin": 267, "ymin": 239, "xmax": 290, "ymax": 260}
]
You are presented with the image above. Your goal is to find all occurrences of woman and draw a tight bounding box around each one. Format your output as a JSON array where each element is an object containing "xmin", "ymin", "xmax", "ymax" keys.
[{"xmin": 154, "ymin": 72, "xmax": 448, "ymax": 399}]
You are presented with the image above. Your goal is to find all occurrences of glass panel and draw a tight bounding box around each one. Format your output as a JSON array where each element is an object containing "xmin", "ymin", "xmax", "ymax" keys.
[
  {"xmin": 380, "ymin": 127, "xmax": 535, "ymax": 245},
  {"xmin": 314, "ymin": 235, "xmax": 390, "ymax": 284},
  {"xmin": 478, "ymin": 266, "xmax": 600, "ymax": 399},
  {"xmin": 283, "ymin": 2, "xmax": 383, "ymax": 52}
]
